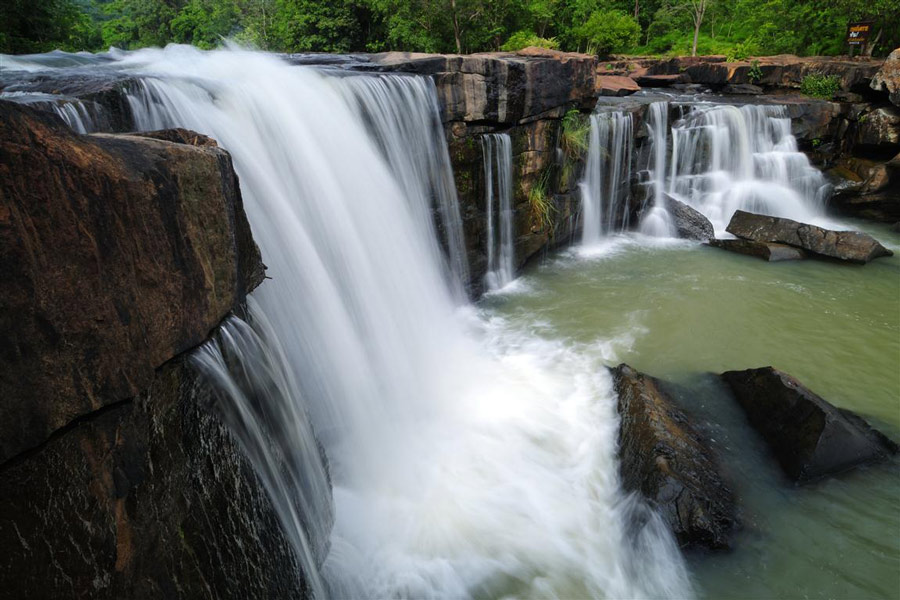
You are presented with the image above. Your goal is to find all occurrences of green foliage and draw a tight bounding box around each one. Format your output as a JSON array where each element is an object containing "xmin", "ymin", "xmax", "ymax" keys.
[
  {"xmin": 747, "ymin": 59, "xmax": 763, "ymax": 82},
  {"xmin": 2, "ymin": 0, "xmax": 898, "ymax": 57},
  {"xmin": 500, "ymin": 30, "xmax": 558, "ymax": 51},
  {"xmin": 800, "ymin": 73, "xmax": 841, "ymax": 99},
  {"xmin": 560, "ymin": 108, "xmax": 589, "ymax": 158},
  {"xmin": 572, "ymin": 9, "xmax": 640, "ymax": 56},
  {"xmin": 527, "ymin": 169, "xmax": 554, "ymax": 232}
]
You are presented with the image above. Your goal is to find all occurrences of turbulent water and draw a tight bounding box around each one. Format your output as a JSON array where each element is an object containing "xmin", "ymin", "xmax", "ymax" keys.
[
  {"xmin": 482, "ymin": 133, "xmax": 515, "ymax": 290},
  {"xmin": 0, "ymin": 47, "xmax": 695, "ymax": 598}
]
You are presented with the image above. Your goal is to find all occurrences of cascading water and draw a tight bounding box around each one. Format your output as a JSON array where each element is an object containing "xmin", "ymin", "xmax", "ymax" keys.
[
  {"xmin": 665, "ymin": 102, "xmax": 831, "ymax": 233},
  {"xmin": 639, "ymin": 101, "xmax": 676, "ymax": 237},
  {"xmin": 580, "ymin": 110, "xmax": 634, "ymax": 244},
  {"xmin": 481, "ymin": 133, "xmax": 515, "ymax": 290},
  {"xmin": 1, "ymin": 46, "xmax": 694, "ymax": 599},
  {"xmin": 0, "ymin": 92, "xmax": 105, "ymax": 133}
]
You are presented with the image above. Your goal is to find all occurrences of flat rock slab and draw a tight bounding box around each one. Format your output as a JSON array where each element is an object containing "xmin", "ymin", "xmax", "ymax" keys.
[
  {"xmin": 726, "ymin": 210, "xmax": 893, "ymax": 263},
  {"xmin": 613, "ymin": 364, "xmax": 737, "ymax": 550},
  {"xmin": 721, "ymin": 367, "xmax": 898, "ymax": 483},
  {"xmin": 708, "ymin": 238, "xmax": 807, "ymax": 261},
  {"xmin": 634, "ymin": 73, "xmax": 688, "ymax": 87},
  {"xmin": 595, "ymin": 75, "xmax": 641, "ymax": 96}
]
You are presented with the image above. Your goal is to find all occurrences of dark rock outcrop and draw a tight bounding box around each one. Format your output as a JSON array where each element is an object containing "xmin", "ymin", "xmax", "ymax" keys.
[
  {"xmin": 725, "ymin": 210, "xmax": 893, "ymax": 263},
  {"xmin": 613, "ymin": 364, "xmax": 737, "ymax": 550},
  {"xmin": 827, "ymin": 154, "xmax": 900, "ymax": 222},
  {"xmin": 0, "ymin": 101, "xmax": 264, "ymax": 464},
  {"xmin": 664, "ymin": 196, "xmax": 715, "ymax": 241},
  {"xmin": 871, "ymin": 48, "xmax": 900, "ymax": 106},
  {"xmin": 0, "ymin": 357, "xmax": 309, "ymax": 599},
  {"xmin": 708, "ymin": 238, "xmax": 807, "ymax": 261},
  {"xmin": 0, "ymin": 101, "xmax": 310, "ymax": 598},
  {"xmin": 721, "ymin": 367, "xmax": 898, "ymax": 483}
]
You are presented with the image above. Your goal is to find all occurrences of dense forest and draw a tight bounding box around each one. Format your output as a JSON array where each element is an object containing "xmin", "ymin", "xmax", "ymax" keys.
[{"xmin": 1, "ymin": 0, "xmax": 898, "ymax": 58}]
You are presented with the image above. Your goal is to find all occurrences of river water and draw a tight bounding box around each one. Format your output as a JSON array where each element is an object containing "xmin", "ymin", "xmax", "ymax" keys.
[{"xmin": 481, "ymin": 226, "xmax": 900, "ymax": 599}]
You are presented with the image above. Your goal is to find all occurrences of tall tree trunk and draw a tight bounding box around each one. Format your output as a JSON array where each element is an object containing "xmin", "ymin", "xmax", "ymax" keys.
[
  {"xmin": 450, "ymin": 0, "xmax": 462, "ymax": 53},
  {"xmin": 692, "ymin": 21, "xmax": 700, "ymax": 56},
  {"xmin": 634, "ymin": 0, "xmax": 639, "ymax": 20}
]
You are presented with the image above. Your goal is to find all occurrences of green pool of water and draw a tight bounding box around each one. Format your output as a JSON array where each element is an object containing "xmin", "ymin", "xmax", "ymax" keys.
[{"xmin": 481, "ymin": 223, "xmax": 900, "ymax": 599}]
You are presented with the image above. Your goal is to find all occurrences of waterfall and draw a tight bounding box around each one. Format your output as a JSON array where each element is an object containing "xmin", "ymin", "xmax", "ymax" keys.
[
  {"xmin": 481, "ymin": 133, "xmax": 515, "ymax": 290},
  {"xmin": 580, "ymin": 110, "xmax": 634, "ymax": 244},
  {"xmin": 0, "ymin": 92, "xmax": 105, "ymax": 133},
  {"xmin": 638, "ymin": 102, "xmax": 677, "ymax": 237},
  {"xmin": 1, "ymin": 46, "xmax": 694, "ymax": 599},
  {"xmin": 191, "ymin": 301, "xmax": 333, "ymax": 599},
  {"xmin": 664, "ymin": 103, "xmax": 831, "ymax": 233}
]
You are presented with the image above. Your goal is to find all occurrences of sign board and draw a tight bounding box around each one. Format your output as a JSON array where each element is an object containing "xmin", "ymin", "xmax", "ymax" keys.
[{"xmin": 846, "ymin": 21, "xmax": 874, "ymax": 46}]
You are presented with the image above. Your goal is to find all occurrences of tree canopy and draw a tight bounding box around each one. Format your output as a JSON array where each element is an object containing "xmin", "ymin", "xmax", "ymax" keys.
[{"xmin": 2, "ymin": 0, "xmax": 898, "ymax": 57}]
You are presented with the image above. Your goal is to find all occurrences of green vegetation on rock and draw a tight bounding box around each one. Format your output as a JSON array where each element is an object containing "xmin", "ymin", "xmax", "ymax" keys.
[{"xmin": 800, "ymin": 73, "xmax": 841, "ymax": 98}]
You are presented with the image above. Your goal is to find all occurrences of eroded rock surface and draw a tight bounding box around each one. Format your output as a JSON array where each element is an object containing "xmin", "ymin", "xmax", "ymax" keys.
[
  {"xmin": 721, "ymin": 367, "xmax": 898, "ymax": 483},
  {"xmin": 613, "ymin": 364, "xmax": 737, "ymax": 550},
  {"xmin": 0, "ymin": 102, "xmax": 264, "ymax": 464},
  {"xmin": 725, "ymin": 210, "xmax": 893, "ymax": 263}
]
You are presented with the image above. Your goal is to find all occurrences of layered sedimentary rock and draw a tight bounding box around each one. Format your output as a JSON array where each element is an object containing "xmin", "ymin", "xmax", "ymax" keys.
[
  {"xmin": 725, "ymin": 210, "xmax": 893, "ymax": 263},
  {"xmin": 613, "ymin": 364, "xmax": 737, "ymax": 550},
  {"xmin": 721, "ymin": 367, "xmax": 898, "ymax": 483},
  {"xmin": 0, "ymin": 102, "xmax": 309, "ymax": 599}
]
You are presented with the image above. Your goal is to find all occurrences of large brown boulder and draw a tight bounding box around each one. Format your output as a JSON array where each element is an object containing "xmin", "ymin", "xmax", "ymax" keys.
[
  {"xmin": 0, "ymin": 101, "xmax": 321, "ymax": 598},
  {"xmin": 725, "ymin": 210, "xmax": 893, "ymax": 263},
  {"xmin": 870, "ymin": 48, "xmax": 900, "ymax": 106},
  {"xmin": 664, "ymin": 195, "xmax": 715, "ymax": 241},
  {"xmin": 0, "ymin": 101, "xmax": 264, "ymax": 464},
  {"xmin": 708, "ymin": 238, "xmax": 807, "ymax": 261},
  {"xmin": 595, "ymin": 75, "xmax": 641, "ymax": 96},
  {"xmin": 613, "ymin": 364, "xmax": 737, "ymax": 550},
  {"xmin": 721, "ymin": 367, "xmax": 898, "ymax": 483}
]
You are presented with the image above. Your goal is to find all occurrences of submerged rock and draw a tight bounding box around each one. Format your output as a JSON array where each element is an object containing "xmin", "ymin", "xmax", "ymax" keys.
[
  {"xmin": 664, "ymin": 196, "xmax": 715, "ymax": 241},
  {"xmin": 725, "ymin": 210, "xmax": 893, "ymax": 263},
  {"xmin": 870, "ymin": 48, "xmax": 900, "ymax": 106},
  {"xmin": 613, "ymin": 364, "xmax": 737, "ymax": 550},
  {"xmin": 721, "ymin": 367, "xmax": 898, "ymax": 483},
  {"xmin": 708, "ymin": 238, "xmax": 807, "ymax": 261}
]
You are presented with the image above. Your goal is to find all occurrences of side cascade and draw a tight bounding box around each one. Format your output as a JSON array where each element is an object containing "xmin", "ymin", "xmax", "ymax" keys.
[
  {"xmin": 580, "ymin": 110, "xmax": 634, "ymax": 244},
  {"xmin": 666, "ymin": 103, "xmax": 831, "ymax": 232},
  {"xmin": 639, "ymin": 101, "xmax": 676, "ymax": 237},
  {"xmin": 481, "ymin": 133, "xmax": 515, "ymax": 290}
]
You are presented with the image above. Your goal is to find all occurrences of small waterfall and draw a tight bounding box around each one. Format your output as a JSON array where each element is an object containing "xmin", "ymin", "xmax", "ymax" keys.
[
  {"xmin": 191, "ymin": 301, "xmax": 333, "ymax": 600},
  {"xmin": 580, "ymin": 110, "xmax": 634, "ymax": 244},
  {"xmin": 0, "ymin": 92, "xmax": 105, "ymax": 133},
  {"xmin": 640, "ymin": 101, "xmax": 676, "ymax": 237},
  {"xmin": 665, "ymin": 103, "xmax": 830, "ymax": 232},
  {"xmin": 481, "ymin": 133, "xmax": 515, "ymax": 290}
]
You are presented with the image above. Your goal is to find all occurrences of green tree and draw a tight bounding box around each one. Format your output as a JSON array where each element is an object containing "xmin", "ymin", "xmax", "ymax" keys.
[{"xmin": 572, "ymin": 9, "xmax": 640, "ymax": 55}]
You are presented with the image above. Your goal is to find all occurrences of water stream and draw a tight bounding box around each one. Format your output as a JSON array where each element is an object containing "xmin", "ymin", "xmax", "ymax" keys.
[{"xmin": 482, "ymin": 133, "xmax": 515, "ymax": 291}]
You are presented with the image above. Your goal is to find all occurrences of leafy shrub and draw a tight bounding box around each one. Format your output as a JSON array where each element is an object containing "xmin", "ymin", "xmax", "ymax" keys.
[
  {"xmin": 560, "ymin": 109, "xmax": 589, "ymax": 158},
  {"xmin": 501, "ymin": 30, "xmax": 558, "ymax": 52},
  {"xmin": 528, "ymin": 170, "xmax": 554, "ymax": 232},
  {"xmin": 800, "ymin": 74, "xmax": 841, "ymax": 99},
  {"xmin": 726, "ymin": 38, "xmax": 757, "ymax": 62},
  {"xmin": 573, "ymin": 10, "xmax": 640, "ymax": 56},
  {"xmin": 747, "ymin": 60, "xmax": 763, "ymax": 82}
]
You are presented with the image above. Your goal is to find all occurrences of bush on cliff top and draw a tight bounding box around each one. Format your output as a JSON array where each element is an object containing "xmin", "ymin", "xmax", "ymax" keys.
[{"xmin": 501, "ymin": 31, "xmax": 559, "ymax": 52}]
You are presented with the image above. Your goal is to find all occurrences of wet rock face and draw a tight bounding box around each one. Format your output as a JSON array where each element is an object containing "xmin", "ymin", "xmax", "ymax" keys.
[
  {"xmin": 725, "ymin": 210, "xmax": 893, "ymax": 263},
  {"xmin": 0, "ymin": 357, "xmax": 308, "ymax": 600},
  {"xmin": 613, "ymin": 364, "xmax": 737, "ymax": 550},
  {"xmin": 871, "ymin": 48, "xmax": 900, "ymax": 106},
  {"xmin": 0, "ymin": 102, "xmax": 264, "ymax": 464},
  {"xmin": 721, "ymin": 367, "xmax": 898, "ymax": 483},
  {"xmin": 664, "ymin": 196, "xmax": 715, "ymax": 241}
]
